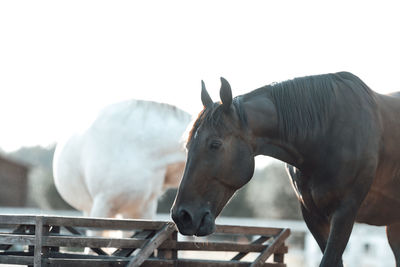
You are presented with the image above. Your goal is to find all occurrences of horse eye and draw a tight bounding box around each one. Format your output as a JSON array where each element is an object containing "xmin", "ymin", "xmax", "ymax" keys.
[{"xmin": 209, "ymin": 141, "xmax": 222, "ymax": 150}]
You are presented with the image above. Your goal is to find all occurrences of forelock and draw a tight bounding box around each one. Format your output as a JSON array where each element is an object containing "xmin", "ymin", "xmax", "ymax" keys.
[{"xmin": 186, "ymin": 98, "xmax": 247, "ymax": 147}]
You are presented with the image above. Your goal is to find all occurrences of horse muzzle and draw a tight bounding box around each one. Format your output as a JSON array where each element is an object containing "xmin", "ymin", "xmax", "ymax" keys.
[{"xmin": 171, "ymin": 206, "xmax": 216, "ymax": 236}]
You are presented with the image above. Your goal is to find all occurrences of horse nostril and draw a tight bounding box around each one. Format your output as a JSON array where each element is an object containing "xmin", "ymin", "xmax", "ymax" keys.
[
  {"xmin": 200, "ymin": 210, "xmax": 210, "ymax": 226},
  {"xmin": 179, "ymin": 209, "xmax": 193, "ymax": 226}
]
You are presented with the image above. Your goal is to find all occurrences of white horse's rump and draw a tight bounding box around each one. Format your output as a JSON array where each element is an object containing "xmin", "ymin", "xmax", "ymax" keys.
[{"xmin": 53, "ymin": 100, "xmax": 191, "ymax": 220}]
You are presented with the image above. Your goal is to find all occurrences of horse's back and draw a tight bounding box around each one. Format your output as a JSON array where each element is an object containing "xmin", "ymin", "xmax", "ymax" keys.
[
  {"xmin": 86, "ymin": 100, "xmax": 189, "ymax": 150},
  {"xmin": 80, "ymin": 100, "xmax": 190, "ymax": 196},
  {"xmin": 82, "ymin": 100, "xmax": 189, "ymax": 170}
]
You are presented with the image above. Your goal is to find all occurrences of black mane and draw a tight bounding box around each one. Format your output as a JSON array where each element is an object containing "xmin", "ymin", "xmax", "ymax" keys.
[
  {"xmin": 247, "ymin": 71, "xmax": 377, "ymax": 142},
  {"xmin": 189, "ymin": 72, "xmax": 377, "ymax": 144}
]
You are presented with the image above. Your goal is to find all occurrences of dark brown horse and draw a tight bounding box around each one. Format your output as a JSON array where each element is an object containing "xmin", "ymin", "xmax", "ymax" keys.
[{"xmin": 171, "ymin": 72, "xmax": 400, "ymax": 267}]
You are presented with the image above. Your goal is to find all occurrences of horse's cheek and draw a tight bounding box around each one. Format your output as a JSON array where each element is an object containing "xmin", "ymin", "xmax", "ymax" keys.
[{"xmin": 231, "ymin": 145, "xmax": 255, "ymax": 186}]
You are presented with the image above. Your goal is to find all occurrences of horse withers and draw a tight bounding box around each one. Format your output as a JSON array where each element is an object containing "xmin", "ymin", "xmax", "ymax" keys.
[
  {"xmin": 53, "ymin": 100, "xmax": 192, "ymax": 221},
  {"xmin": 171, "ymin": 72, "xmax": 400, "ymax": 267}
]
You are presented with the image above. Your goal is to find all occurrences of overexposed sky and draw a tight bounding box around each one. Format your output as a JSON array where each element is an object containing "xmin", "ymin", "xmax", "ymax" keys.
[{"xmin": 1, "ymin": 0, "xmax": 399, "ymax": 151}]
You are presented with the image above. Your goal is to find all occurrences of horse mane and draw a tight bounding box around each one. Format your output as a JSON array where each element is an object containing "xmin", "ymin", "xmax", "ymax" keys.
[
  {"xmin": 250, "ymin": 71, "xmax": 377, "ymax": 142},
  {"xmin": 189, "ymin": 72, "xmax": 377, "ymax": 145}
]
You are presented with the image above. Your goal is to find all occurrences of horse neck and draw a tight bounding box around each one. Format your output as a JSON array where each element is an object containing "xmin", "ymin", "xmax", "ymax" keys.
[{"xmin": 241, "ymin": 93, "xmax": 305, "ymax": 167}]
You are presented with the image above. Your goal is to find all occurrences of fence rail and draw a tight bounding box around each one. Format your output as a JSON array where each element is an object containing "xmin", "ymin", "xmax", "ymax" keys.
[{"xmin": 0, "ymin": 214, "xmax": 290, "ymax": 267}]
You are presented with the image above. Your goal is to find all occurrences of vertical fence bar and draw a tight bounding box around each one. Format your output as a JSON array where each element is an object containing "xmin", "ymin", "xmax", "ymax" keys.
[
  {"xmin": 33, "ymin": 216, "xmax": 43, "ymax": 267},
  {"xmin": 250, "ymin": 228, "xmax": 291, "ymax": 267},
  {"xmin": 34, "ymin": 216, "xmax": 50, "ymax": 267},
  {"xmin": 27, "ymin": 225, "xmax": 35, "ymax": 267},
  {"xmin": 48, "ymin": 226, "xmax": 60, "ymax": 253},
  {"xmin": 273, "ymin": 248, "xmax": 285, "ymax": 263},
  {"xmin": 127, "ymin": 222, "xmax": 176, "ymax": 267},
  {"xmin": 171, "ymin": 230, "xmax": 178, "ymax": 260},
  {"xmin": 158, "ymin": 229, "xmax": 178, "ymax": 260}
]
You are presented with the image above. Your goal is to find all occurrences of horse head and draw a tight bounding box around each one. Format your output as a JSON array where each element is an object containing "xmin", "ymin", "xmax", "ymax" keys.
[{"xmin": 171, "ymin": 78, "xmax": 255, "ymax": 236}]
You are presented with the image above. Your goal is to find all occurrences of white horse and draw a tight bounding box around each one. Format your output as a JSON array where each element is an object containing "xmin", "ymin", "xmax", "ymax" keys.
[{"xmin": 53, "ymin": 100, "xmax": 192, "ymax": 220}]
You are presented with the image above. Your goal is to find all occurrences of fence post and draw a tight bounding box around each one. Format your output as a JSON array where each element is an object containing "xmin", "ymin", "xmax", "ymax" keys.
[
  {"xmin": 273, "ymin": 248, "xmax": 285, "ymax": 263},
  {"xmin": 250, "ymin": 228, "xmax": 291, "ymax": 267},
  {"xmin": 158, "ymin": 230, "xmax": 178, "ymax": 260},
  {"xmin": 34, "ymin": 216, "xmax": 50, "ymax": 267},
  {"xmin": 127, "ymin": 222, "xmax": 176, "ymax": 267},
  {"xmin": 49, "ymin": 226, "xmax": 60, "ymax": 253}
]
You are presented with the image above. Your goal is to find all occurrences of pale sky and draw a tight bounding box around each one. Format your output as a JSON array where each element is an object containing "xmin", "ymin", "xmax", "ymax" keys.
[{"xmin": 1, "ymin": 0, "xmax": 399, "ymax": 152}]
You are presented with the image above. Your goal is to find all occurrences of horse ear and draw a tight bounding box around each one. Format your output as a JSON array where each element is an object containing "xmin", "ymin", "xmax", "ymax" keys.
[
  {"xmin": 220, "ymin": 77, "xmax": 232, "ymax": 112},
  {"xmin": 201, "ymin": 80, "xmax": 213, "ymax": 108}
]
